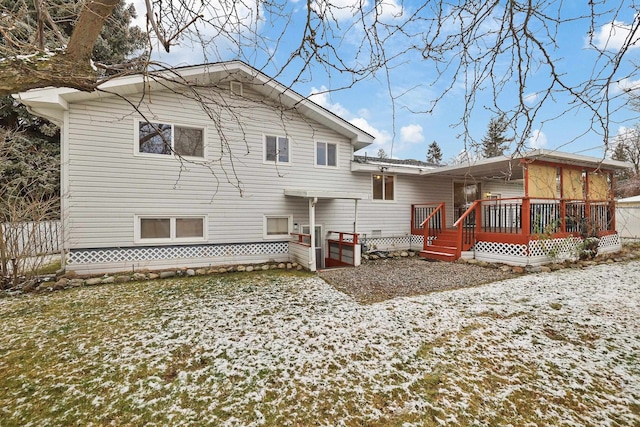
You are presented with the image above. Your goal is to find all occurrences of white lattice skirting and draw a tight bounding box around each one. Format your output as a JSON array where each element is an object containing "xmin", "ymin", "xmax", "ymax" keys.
[
  {"xmin": 474, "ymin": 234, "xmax": 622, "ymax": 266},
  {"xmin": 66, "ymin": 242, "xmax": 290, "ymax": 274},
  {"xmin": 364, "ymin": 235, "xmax": 424, "ymax": 251}
]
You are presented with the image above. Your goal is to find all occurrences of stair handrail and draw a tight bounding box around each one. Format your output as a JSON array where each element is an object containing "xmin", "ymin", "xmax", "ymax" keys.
[
  {"xmin": 420, "ymin": 202, "xmax": 446, "ymax": 249},
  {"xmin": 452, "ymin": 200, "xmax": 481, "ymax": 258}
]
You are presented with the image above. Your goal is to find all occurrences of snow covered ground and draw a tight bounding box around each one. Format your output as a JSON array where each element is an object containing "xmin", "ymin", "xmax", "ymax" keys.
[{"xmin": 1, "ymin": 263, "xmax": 639, "ymax": 426}]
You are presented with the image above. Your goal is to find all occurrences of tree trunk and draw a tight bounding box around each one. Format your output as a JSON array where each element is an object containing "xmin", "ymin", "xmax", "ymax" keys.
[{"xmin": 0, "ymin": 0, "xmax": 121, "ymax": 96}]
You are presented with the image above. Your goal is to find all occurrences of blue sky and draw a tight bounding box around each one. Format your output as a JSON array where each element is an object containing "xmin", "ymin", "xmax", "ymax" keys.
[{"xmin": 132, "ymin": 0, "xmax": 640, "ymax": 163}]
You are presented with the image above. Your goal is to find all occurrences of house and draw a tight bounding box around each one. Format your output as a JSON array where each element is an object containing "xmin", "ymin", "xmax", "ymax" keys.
[
  {"xmin": 616, "ymin": 195, "xmax": 640, "ymax": 239},
  {"xmin": 16, "ymin": 61, "xmax": 631, "ymax": 274}
]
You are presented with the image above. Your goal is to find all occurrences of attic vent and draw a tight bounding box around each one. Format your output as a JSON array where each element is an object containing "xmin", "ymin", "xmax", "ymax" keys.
[{"xmin": 230, "ymin": 81, "xmax": 243, "ymax": 96}]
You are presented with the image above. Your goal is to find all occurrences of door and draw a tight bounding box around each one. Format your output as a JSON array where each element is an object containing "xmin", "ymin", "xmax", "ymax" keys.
[
  {"xmin": 454, "ymin": 182, "xmax": 481, "ymax": 224},
  {"xmin": 303, "ymin": 225, "xmax": 323, "ymax": 270}
]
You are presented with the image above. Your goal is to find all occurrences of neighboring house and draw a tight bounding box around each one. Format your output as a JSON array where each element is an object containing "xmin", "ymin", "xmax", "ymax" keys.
[
  {"xmin": 16, "ymin": 61, "xmax": 631, "ymax": 274},
  {"xmin": 616, "ymin": 195, "xmax": 640, "ymax": 239}
]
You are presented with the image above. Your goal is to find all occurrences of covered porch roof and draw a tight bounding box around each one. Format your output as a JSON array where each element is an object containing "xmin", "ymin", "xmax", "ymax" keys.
[
  {"xmin": 352, "ymin": 149, "xmax": 631, "ymax": 181},
  {"xmin": 284, "ymin": 189, "xmax": 368, "ymax": 200},
  {"xmin": 422, "ymin": 150, "xmax": 630, "ymax": 181}
]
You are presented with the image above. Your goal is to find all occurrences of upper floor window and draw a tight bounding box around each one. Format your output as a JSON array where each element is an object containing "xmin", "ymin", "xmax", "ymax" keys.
[
  {"xmin": 316, "ymin": 142, "xmax": 337, "ymax": 167},
  {"xmin": 373, "ymin": 174, "xmax": 395, "ymax": 201},
  {"xmin": 265, "ymin": 135, "xmax": 289, "ymax": 163},
  {"xmin": 138, "ymin": 122, "xmax": 204, "ymax": 158}
]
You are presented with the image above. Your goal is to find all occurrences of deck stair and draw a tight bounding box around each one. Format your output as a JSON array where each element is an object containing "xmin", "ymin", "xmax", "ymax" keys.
[{"xmin": 419, "ymin": 229, "xmax": 460, "ymax": 262}]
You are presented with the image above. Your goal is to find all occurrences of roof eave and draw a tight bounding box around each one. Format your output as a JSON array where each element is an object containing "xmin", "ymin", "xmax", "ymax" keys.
[{"xmin": 14, "ymin": 61, "xmax": 375, "ymax": 149}]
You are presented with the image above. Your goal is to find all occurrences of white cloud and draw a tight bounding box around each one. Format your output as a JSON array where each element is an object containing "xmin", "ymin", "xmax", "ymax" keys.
[
  {"xmin": 591, "ymin": 19, "xmax": 640, "ymax": 51},
  {"xmin": 350, "ymin": 117, "xmax": 393, "ymax": 156},
  {"xmin": 131, "ymin": 0, "xmax": 264, "ymax": 65},
  {"xmin": 309, "ymin": 87, "xmax": 391, "ymax": 154},
  {"xmin": 376, "ymin": 0, "xmax": 404, "ymax": 22},
  {"xmin": 611, "ymin": 77, "xmax": 640, "ymax": 95},
  {"xmin": 523, "ymin": 92, "xmax": 539, "ymax": 105},
  {"xmin": 400, "ymin": 124, "xmax": 424, "ymax": 144},
  {"xmin": 311, "ymin": 0, "xmax": 403, "ymax": 23},
  {"xmin": 528, "ymin": 129, "xmax": 547, "ymax": 149},
  {"xmin": 312, "ymin": 0, "xmax": 368, "ymax": 22},
  {"xmin": 309, "ymin": 86, "xmax": 351, "ymax": 117}
]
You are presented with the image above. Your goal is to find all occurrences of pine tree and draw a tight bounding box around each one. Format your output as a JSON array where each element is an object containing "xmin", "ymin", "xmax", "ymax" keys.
[
  {"xmin": 1, "ymin": 1, "xmax": 146, "ymax": 217},
  {"xmin": 481, "ymin": 115, "xmax": 514, "ymax": 158},
  {"xmin": 426, "ymin": 141, "xmax": 443, "ymax": 164}
]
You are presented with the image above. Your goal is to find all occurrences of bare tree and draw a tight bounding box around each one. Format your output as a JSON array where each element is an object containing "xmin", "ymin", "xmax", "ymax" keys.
[
  {"xmin": 1, "ymin": 128, "xmax": 60, "ymax": 288},
  {"xmin": 611, "ymin": 125, "xmax": 640, "ymax": 175},
  {"xmin": 1, "ymin": 1, "xmax": 639, "ymax": 153}
]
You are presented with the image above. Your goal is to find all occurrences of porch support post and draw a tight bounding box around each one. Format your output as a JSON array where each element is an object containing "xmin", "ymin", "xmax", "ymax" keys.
[
  {"xmin": 609, "ymin": 171, "xmax": 616, "ymax": 232},
  {"xmin": 522, "ymin": 197, "xmax": 531, "ymax": 236},
  {"xmin": 309, "ymin": 197, "xmax": 317, "ymax": 272},
  {"xmin": 354, "ymin": 199, "xmax": 359, "ymax": 233}
]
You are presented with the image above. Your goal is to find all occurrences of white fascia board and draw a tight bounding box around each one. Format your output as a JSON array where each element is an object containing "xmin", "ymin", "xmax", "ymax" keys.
[
  {"xmin": 14, "ymin": 60, "xmax": 375, "ymax": 149},
  {"xmin": 13, "ymin": 89, "xmax": 71, "ymax": 125},
  {"xmin": 351, "ymin": 161, "xmax": 437, "ymax": 176},
  {"xmin": 526, "ymin": 148, "xmax": 631, "ymax": 170}
]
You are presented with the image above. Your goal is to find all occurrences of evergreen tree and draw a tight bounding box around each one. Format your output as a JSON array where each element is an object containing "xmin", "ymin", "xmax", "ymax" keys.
[
  {"xmin": 611, "ymin": 141, "xmax": 631, "ymax": 180},
  {"xmin": 0, "ymin": 1, "xmax": 146, "ymax": 217},
  {"xmin": 426, "ymin": 141, "xmax": 443, "ymax": 164},
  {"xmin": 481, "ymin": 115, "xmax": 513, "ymax": 158}
]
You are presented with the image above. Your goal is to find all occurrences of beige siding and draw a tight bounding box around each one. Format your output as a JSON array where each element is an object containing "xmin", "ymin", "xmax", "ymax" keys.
[
  {"xmin": 65, "ymin": 85, "xmax": 368, "ymax": 248},
  {"xmin": 483, "ymin": 180, "xmax": 524, "ymax": 199},
  {"xmin": 65, "ymin": 84, "xmax": 458, "ymax": 250}
]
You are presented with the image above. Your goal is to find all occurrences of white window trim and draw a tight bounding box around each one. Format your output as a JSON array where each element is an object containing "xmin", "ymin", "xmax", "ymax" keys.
[
  {"xmin": 372, "ymin": 173, "xmax": 397, "ymax": 202},
  {"xmin": 262, "ymin": 134, "xmax": 292, "ymax": 165},
  {"xmin": 134, "ymin": 215, "xmax": 207, "ymax": 244},
  {"xmin": 230, "ymin": 81, "xmax": 243, "ymax": 96},
  {"xmin": 263, "ymin": 215, "xmax": 293, "ymax": 239},
  {"xmin": 134, "ymin": 119, "xmax": 207, "ymax": 160},
  {"xmin": 314, "ymin": 141, "xmax": 338, "ymax": 168}
]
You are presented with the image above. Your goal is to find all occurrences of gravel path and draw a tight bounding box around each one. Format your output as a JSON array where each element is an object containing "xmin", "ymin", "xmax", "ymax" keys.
[{"xmin": 318, "ymin": 257, "xmax": 516, "ymax": 303}]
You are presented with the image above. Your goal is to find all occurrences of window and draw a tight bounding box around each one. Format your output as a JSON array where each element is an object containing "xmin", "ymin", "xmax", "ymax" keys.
[
  {"xmin": 264, "ymin": 215, "xmax": 291, "ymax": 239},
  {"xmin": 138, "ymin": 121, "xmax": 204, "ymax": 158},
  {"xmin": 137, "ymin": 216, "xmax": 205, "ymax": 242},
  {"xmin": 265, "ymin": 135, "xmax": 289, "ymax": 163},
  {"xmin": 316, "ymin": 142, "xmax": 337, "ymax": 167},
  {"xmin": 372, "ymin": 174, "xmax": 395, "ymax": 201}
]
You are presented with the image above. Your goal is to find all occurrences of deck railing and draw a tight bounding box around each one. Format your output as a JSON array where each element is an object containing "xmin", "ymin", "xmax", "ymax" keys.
[
  {"xmin": 411, "ymin": 202, "xmax": 446, "ymax": 236},
  {"xmin": 412, "ymin": 197, "xmax": 615, "ymax": 256},
  {"xmin": 460, "ymin": 197, "xmax": 615, "ymax": 238},
  {"xmin": 453, "ymin": 200, "xmax": 481, "ymax": 255},
  {"xmin": 326, "ymin": 231, "xmax": 359, "ymax": 267}
]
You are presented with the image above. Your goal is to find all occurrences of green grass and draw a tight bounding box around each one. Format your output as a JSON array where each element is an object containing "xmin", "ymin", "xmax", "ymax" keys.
[
  {"xmin": 31, "ymin": 259, "xmax": 62, "ymax": 275},
  {"xmin": 0, "ymin": 269, "xmax": 638, "ymax": 426}
]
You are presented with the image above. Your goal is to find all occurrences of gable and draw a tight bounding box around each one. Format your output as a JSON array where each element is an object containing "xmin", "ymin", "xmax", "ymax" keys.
[{"xmin": 14, "ymin": 61, "xmax": 374, "ymax": 151}]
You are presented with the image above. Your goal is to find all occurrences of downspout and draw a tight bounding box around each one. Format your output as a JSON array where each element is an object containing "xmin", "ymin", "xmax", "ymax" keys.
[{"xmin": 309, "ymin": 197, "xmax": 318, "ymax": 271}]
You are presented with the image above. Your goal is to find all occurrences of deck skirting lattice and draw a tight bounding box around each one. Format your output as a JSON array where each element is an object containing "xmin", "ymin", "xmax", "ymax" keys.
[
  {"xmin": 67, "ymin": 242, "xmax": 289, "ymax": 265},
  {"xmin": 364, "ymin": 235, "xmax": 424, "ymax": 251},
  {"xmin": 474, "ymin": 233, "xmax": 622, "ymax": 266},
  {"xmin": 527, "ymin": 237, "xmax": 583, "ymax": 258},
  {"xmin": 474, "ymin": 241, "xmax": 528, "ymax": 257}
]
